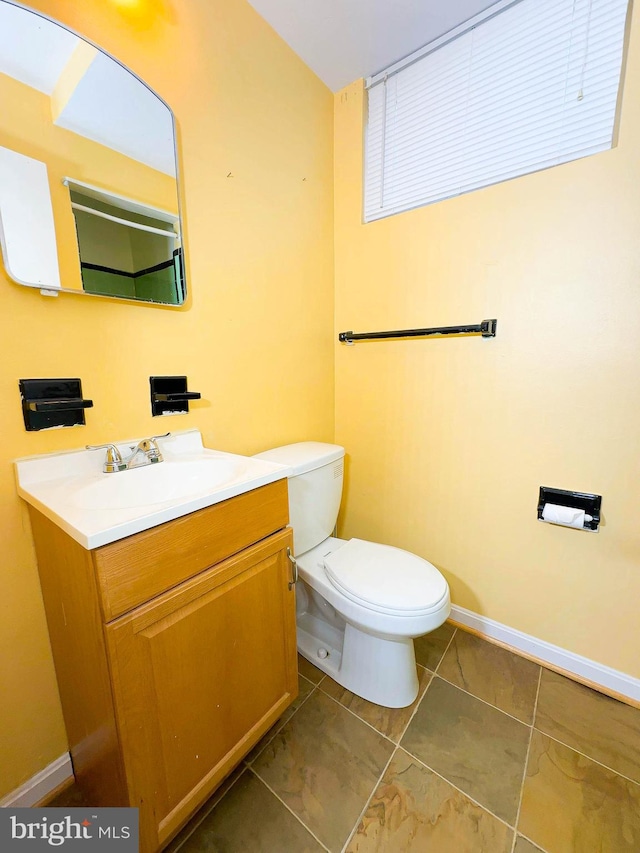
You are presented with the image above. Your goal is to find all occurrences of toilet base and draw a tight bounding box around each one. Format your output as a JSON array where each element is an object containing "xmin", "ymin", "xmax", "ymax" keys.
[
  {"xmin": 297, "ymin": 611, "xmax": 419, "ymax": 708},
  {"xmin": 293, "ymin": 540, "xmax": 450, "ymax": 709}
]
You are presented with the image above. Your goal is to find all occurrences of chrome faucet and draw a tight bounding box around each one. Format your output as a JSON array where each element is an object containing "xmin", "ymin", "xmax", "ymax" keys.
[{"xmin": 87, "ymin": 433, "xmax": 170, "ymax": 473}]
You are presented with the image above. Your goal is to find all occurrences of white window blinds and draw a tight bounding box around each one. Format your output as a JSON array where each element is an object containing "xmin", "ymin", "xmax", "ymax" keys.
[{"xmin": 364, "ymin": 0, "xmax": 630, "ymax": 222}]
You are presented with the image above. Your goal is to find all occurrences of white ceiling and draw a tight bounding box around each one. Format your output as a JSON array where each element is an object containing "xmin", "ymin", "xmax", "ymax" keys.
[{"xmin": 247, "ymin": 0, "xmax": 502, "ymax": 92}]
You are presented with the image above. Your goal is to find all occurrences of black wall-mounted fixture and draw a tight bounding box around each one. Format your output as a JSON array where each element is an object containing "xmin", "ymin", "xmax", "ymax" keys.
[
  {"xmin": 19, "ymin": 378, "xmax": 93, "ymax": 431},
  {"xmin": 537, "ymin": 486, "xmax": 602, "ymax": 532},
  {"xmin": 150, "ymin": 376, "xmax": 201, "ymax": 417},
  {"xmin": 338, "ymin": 319, "xmax": 497, "ymax": 344}
]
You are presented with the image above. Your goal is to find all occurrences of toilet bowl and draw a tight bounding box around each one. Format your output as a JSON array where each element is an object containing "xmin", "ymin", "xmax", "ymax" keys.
[{"xmin": 253, "ymin": 442, "xmax": 451, "ymax": 708}]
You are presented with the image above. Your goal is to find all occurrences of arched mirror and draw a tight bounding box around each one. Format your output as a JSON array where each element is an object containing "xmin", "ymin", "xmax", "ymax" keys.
[{"xmin": 0, "ymin": 0, "xmax": 185, "ymax": 305}]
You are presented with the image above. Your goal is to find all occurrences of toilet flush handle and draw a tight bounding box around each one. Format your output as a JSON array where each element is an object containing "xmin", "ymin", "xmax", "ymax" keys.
[{"xmin": 286, "ymin": 547, "xmax": 298, "ymax": 590}]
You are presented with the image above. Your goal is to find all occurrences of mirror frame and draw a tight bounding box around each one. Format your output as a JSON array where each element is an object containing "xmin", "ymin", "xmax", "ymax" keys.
[{"xmin": 0, "ymin": 0, "xmax": 185, "ymax": 306}]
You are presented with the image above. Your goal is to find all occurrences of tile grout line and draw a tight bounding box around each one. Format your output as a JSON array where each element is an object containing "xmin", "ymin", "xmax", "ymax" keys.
[
  {"xmin": 167, "ymin": 767, "xmax": 247, "ymax": 853},
  {"xmin": 399, "ymin": 745, "xmax": 517, "ymax": 834},
  {"xmin": 248, "ymin": 656, "xmax": 433, "ymax": 851},
  {"xmin": 314, "ymin": 684, "xmax": 400, "ymax": 745},
  {"xmin": 176, "ymin": 632, "xmax": 532, "ymax": 853},
  {"xmin": 386, "ymin": 627, "xmax": 461, "ymax": 745},
  {"xmin": 516, "ymin": 831, "xmax": 549, "ymax": 853},
  {"xmin": 447, "ymin": 632, "xmax": 640, "ymax": 788},
  {"xmin": 175, "ymin": 674, "xmax": 329, "ymax": 853},
  {"xmin": 445, "ymin": 625, "xmax": 549, "ymax": 722},
  {"xmin": 390, "ymin": 665, "xmax": 436, "ymax": 745},
  {"xmin": 175, "ymin": 630, "xmax": 637, "ymax": 853},
  {"xmin": 532, "ymin": 729, "xmax": 640, "ymax": 789},
  {"xmin": 339, "ymin": 745, "xmax": 399, "ymax": 853},
  {"xmin": 307, "ymin": 628, "xmax": 459, "ymax": 750},
  {"xmin": 171, "ymin": 670, "xmax": 321, "ymax": 853},
  {"xmin": 509, "ymin": 666, "xmax": 543, "ymax": 853},
  {"xmin": 432, "ymin": 671, "xmax": 538, "ymax": 728},
  {"xmin": 434, "ymin": 625, "xmax": 542, "ymax": 727},
  {"xmin": 178, "ymin": 629, "xmax": 529, "ymax": 853},
  {"xmin": 248, "ymin": 665, "xmax": 420, "ymax": 853},
  {"xmin": 432, "ymin": 625, "xmax": 458, "ymax": 677},
  {"xmin": 315, "ymin": 663, "xmax": 435, "ymax": 746},
  {"xmin": 247, "ymin": 765, "xmax": 332, "ymax": 853},
  {"xmin": 449, "ymin": 628, "xmax": 640, "ymax": 788},
  {"xmin": 288, "ymin": 632, "xmax": 462, "ymax": 853},
  {"xmin": 245, "ymin": 675, "xmax": 319, "ymax": 766}
]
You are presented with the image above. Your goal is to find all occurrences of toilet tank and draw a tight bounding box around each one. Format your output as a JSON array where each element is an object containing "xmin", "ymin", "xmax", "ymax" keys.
[{"xmin": 253, "ymin": 442, "xmax": 345, "ymax": 557}]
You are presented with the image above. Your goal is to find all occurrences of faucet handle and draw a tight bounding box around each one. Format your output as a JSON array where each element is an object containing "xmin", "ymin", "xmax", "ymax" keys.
[
  {"xmin": 149, "ymin": 432, "xmax": 170, "ymax": 456},
  {"xmin": 86, "ymin": 443, "xmax": 124, "ymax": 473},
  {"xmin": 86, "ymin": 443, "xmax": 122, "ymax": 459},
  {"xmin": 140, "ymin": 432, "xmax": 170, "ymax": 462}
]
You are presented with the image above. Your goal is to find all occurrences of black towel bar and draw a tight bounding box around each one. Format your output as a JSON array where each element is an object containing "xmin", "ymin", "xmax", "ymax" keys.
[
  {"xmin": 152, "ymin": 392, "xmax": 202, "ymax": 403},
  {"xmin": 27, "ymin": 398, "xmax": 94, "ymax": 412},
  {"xmin": 338, "ymin": 318, "xmax": 497, "ymax": 343}
]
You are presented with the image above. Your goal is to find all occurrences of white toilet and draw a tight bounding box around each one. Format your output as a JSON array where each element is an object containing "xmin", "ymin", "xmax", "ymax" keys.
[{"xmin": 254, "ymin": 442, "xmax": 451, "ymax": 708}]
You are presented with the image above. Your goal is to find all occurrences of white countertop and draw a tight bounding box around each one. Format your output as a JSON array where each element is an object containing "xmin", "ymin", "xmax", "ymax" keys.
[{"xmin": 15, "ymin": 430, "xmax": 290, "ymax": 549}]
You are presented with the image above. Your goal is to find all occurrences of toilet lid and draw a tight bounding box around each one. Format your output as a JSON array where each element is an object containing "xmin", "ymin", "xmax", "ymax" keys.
[{"xmin": 323, "ymin": 538, "xmax": 448, "ymax": 615}]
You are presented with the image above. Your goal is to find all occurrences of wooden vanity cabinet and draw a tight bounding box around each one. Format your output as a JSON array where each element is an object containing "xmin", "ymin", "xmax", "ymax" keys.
[{"xmin": 28, "ymin": 479, "xmax": 297, "ymax": 852}]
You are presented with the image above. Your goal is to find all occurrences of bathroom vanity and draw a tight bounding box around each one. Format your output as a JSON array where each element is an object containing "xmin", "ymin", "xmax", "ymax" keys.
[{"xmin": 16, "ymin": 433, "xmax": 297, "ymax": 852}]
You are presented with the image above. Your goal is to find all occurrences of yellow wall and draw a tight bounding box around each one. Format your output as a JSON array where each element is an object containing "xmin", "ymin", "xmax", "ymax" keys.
[
  {"xmin": 334, "ymin": 10, "xmax": 640, "ymax": 678},
  {"xmin": 0, "ymin": 72, "xmax": 178, "ymax": 290},
  {"xmin": 0, "ymin": 0, "xmax": 334, "ymax": 798}
]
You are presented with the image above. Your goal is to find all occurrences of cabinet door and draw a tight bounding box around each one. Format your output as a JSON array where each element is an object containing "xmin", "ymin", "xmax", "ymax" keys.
[{"xmin": 105, "ymin": 528, "xmax": 296, "ymax": 852}]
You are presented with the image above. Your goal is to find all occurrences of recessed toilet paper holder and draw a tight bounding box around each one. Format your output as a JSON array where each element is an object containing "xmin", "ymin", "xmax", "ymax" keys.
[{"xmin": 537, "ymin": 486, "xmax": 601, "ymax": 531}]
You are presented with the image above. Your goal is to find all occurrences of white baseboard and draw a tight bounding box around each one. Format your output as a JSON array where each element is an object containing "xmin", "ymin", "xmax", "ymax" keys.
[
  {"xmin": 449, "ymin": 604, "xmax": 640, "ymax": 705},
  {"xmin": 0, "ymin": 753, "xmax": 73, "ymax": 808}
]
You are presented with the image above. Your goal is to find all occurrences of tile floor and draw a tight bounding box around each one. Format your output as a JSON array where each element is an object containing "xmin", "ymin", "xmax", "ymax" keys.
[{"xmin": 53, "ymin": 623, "xmax": 640, "ymax": 852}]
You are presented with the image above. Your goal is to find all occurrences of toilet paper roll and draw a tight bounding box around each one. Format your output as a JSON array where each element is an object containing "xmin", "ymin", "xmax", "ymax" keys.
[{"xmin": 541, "ymin": 503, "xmax": 585, "ymax": 529}]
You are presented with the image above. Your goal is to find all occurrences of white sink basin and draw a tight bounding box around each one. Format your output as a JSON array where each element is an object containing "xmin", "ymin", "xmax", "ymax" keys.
[
  {"xmin": 69, "ymin": 457, "xmax": 252, "ymax": 510},
  {"xmin": 15, "ymin": 430, "xmax": 290, "ymax": 549}
]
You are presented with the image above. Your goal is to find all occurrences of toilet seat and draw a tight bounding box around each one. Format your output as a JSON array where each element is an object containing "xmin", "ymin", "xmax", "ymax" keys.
[{"xmin": 323, "ymin": 538, "xmax": 449, "ymax": 617}]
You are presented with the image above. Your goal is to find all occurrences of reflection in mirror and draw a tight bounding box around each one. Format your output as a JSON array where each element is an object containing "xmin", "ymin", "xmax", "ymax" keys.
[
  {"xmin": 68, "ymin": 180, "xmax": 184, "ymax": 303},
  {"xmin": 0, "ymin": 0, "xmax": 185, "ymax": 305}
]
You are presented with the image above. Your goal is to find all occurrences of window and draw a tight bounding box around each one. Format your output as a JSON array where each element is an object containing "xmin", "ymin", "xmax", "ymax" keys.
[{"xmin": 364, "ymin": 0, "xmax": 630, "ymax": 222}]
